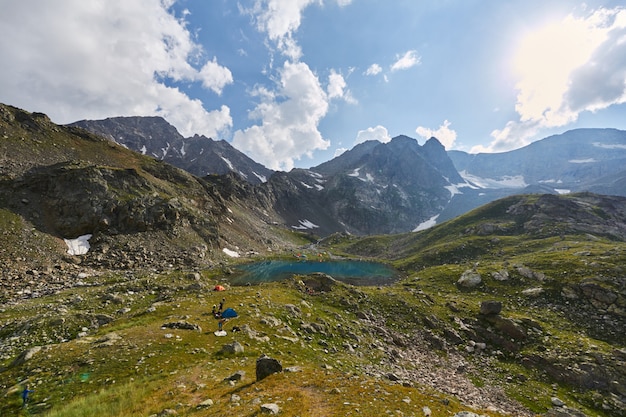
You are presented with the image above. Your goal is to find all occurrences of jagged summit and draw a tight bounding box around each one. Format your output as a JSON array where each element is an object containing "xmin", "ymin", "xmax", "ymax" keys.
[{"xmin": 70, "ymin": 116, "xmax": 274, "ymax": 184}]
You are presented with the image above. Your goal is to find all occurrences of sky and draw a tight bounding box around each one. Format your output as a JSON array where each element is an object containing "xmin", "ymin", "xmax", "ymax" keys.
[{"xmin": 1, "ymin": 0, "xmax": 626, "ymax": 171}]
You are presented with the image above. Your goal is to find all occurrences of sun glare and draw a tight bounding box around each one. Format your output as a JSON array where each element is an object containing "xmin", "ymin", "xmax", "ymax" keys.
[{"xmin": 511, "ymin": 9, "xmax": 611, "ymax": 125}]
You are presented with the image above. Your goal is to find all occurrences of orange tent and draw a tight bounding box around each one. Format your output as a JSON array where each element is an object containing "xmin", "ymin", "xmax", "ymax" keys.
[{"xmin": 214, "ymin": 285, "xmax": 225, "ymax": 291}]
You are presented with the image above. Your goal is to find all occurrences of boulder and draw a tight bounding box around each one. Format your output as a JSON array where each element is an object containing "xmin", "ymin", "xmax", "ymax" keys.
[
  {"xmin": 224, "ymin": 370, "xmax": 245, "ymax": 381},
  {"xmin": 196, "ymin": 399, "xmax": 214, "ymax": 409},
  {"xmin": 221, "ymin": 341, "xmax": 244, "ymax": 354},
  {"xmin": 260, "ymin": 403, "xmax": 280, "ymax": 414},
  {"xmin": 256, "ymin": 355, "xmax": 283, "ymax": 381},
  {"xmin": 457, "ymin": 270, "xmax": 482, "ymax": 288},
  {"xmin": 479, "ymin": 300, "xmax": 502, "ymax": 315}
]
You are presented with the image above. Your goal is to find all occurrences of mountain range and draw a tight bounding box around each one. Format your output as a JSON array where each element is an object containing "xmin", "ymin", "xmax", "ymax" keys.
[
  {"xmin": 72, "ymin": 116, "xmax": 626, "ymax": 236},
  {"xmin": 2, "ymin": 103, "xmax": 626, "ymax": 416}
]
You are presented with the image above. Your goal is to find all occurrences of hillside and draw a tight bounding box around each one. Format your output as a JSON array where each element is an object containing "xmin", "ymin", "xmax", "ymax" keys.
[
  {"xmin": 0, "ymin": 103, "xmax": 303, "ymax": 301},
  {"xmin": 0, "ymin": 104, "xmax": 625, "ymax": 416}
]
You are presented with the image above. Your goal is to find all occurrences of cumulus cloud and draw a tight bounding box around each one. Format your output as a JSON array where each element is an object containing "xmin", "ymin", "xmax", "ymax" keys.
[
  {"xmin": 245, "ymin": 0, "xmax": 318, "ymax": 59},
  {"xmin": 198, "ymin": 58, "xmax": 234, "ymax": 94},
  {"xmin": 365, "ymin": 64, "xmax": 383, "ymax": 76},
  {"xmin": 483, "ymin": 7, "xmax": 626, "ymax": 152},
  {"xmin": 415, "ymin": 120, "xmax": 457, "ymax": 149},
  {"xmin": 232, "ymin": 61, "xmax": 331, "ymax": 171},
  {"xmin": 236, "ymin": 1, "xmax": 358, "ymax": 169},
  {"xmin": 355, "ymin": 125, "xmax": 392, "ymax": 145},
  {"xmin": 327, "ymin": 70, "xmax": 357, "ymax": 104},
  {"xmin": 250, "ymin": 0, "xmax": 318, "ymax": 41},
  {"xmin": 391, "ymin": 50, "xmax": 421, "ymax": 71},
  {"xmin": 0, "ymin": 0, "xmax": 233, "ymax": 138}
]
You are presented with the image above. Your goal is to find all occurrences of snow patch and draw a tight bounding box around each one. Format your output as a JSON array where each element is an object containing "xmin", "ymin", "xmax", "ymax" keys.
[
  {"xmin": 414, "ymin": 215, "xmax": 439, "ymax": 232},
  {"xmin": 64, "ymin": 234, "xmax": 92, "ymax": 255},
  {"xmin": 161, "ymin": 142, "xmax": 171, "ymax": 158},
  {"xmin": 593, "ymin": 142, "xmax": 626, "ymax": 150},
  {"xmin": 253, "ymin": 171, "xmax": 267, "ymax": 183},
  {"xmin": 180, "ymin": 143, "xmax": 186, "ymax": 156},
  {"xmin": 445, "ymin": 184, "xmax": 463, "ymax": 197},
  {"xmin": 300, "ymin": 181, "xmax": 313, "ymax": 189},
  {"xmin": 460, "ymin": 171, "xmax": 527, "ymax": 189},
  {"xmin": 220, "ymin": 155, "xmax": 234, "ymax": 170},
  {"xmin": 555, "ymin": 189, "xmax": 571, "ymax": 194},
  {"xmin": 222, "ymin": 248, "xmax": 240, "ymax": 257},
  {"xmin": 292, "ymin": 219, "xmax": 319, "ymax": 230},
  {"xmin": 348, "ymin": 168, "xmax": 361, "ymax": 177},
  {"xmin": 539, "ymin": 179, "xmax": 563, "ymax": 184},
  {"xmin": 140, "ymin": 145, "xmax": 147, "ymax": 155}
]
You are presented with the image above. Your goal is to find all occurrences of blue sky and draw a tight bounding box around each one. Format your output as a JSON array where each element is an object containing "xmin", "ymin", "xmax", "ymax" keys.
[{"xmin": 1, "ymin": 0, "xmax": 626, "ymax": 170}]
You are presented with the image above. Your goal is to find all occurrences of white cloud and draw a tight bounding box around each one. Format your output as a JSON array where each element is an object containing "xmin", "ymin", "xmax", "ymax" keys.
[
  {"xmin": 198, "ymin": 58, "xmax": 234, "ymax": 94},
  {"xmin": 484, "ymin": 7, "xmax": 626, "ymax": 152},
  {"xmin": 334, "ymin": 147, "xmax": 348, "ymax": 157},
  {"xmin": 245, "ymin": 0, "xmax": 319, "ymax": 59},
  {"xmin": 355, "ymin": 125, "xmax": 391, "ymax": 145},
  {"xmin": 232, "ymin": 61, "xmax": 331, "ymax": 171},
  {"xmin": 251, "ymin": 0, "xmax": 319, "ymax": 41},
  {"xmin": 415, "ymin": 120, "xmax": 457, "ymax": 149},
  {"xmin": 327, "ymin": 70, "xmax": 357, "ymax": 104},
  {"xmin": 391, "ymin": 50, "xmax": 421, "ymax": 71},
  {"xmin": 327, "ymin": 70, "xmax": 347, "ymax": 99},
  {"xmin": 365, "ymin": 64, "xmax": 383, "ymax": 76},
  {"xmin": 0, "ymin": 0, "xmax": 232, "ymax": 138}
]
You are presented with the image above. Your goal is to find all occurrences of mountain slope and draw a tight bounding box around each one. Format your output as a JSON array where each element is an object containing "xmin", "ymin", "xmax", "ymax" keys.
[
  {"xmin": 0, "ymin": 103, "xmax": 301, "ymax": 288},
  {"xmin": 68, "ymin": 115, "xmax": 626, "ymax": 236},
  {"xmin": 262, "ymin": 135, "xmax": 467, "ymax": 236},
  {"xmin": 70, "ymin": 116, "xmax": 274, "ymax": 184},
  {"xmin": 449, "ymin": 128, "xmax": 626, "ymax": 191},
  {"xmin": 324, "ymin": 192, "xmax": 626, "ymax": 416}
]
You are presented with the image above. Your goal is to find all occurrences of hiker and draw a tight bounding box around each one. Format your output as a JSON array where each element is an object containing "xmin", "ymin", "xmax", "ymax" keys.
[
  {"xmin": 218, "ymin": 297, "xmax": 225, "ymax": 313},
  {"xmin": 21, "ymin": 385, "xmax": 33, "ymax": 407},
  {"xmin": 218, "ymin": 317, "xmax": 227, "ymax": 331},
  {"xmin": 211, "ymin": 304, "xmax": 218, "ymax": 318}
]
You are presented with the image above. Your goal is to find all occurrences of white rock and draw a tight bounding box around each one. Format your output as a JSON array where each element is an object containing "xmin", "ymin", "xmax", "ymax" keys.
[{"xmin": 261, "ymin": 403, "xmax": 280, "ymax": 414}]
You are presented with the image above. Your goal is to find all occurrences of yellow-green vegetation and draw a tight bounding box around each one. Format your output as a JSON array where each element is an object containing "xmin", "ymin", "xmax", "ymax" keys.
[
  {"xmin": 2, "ymin": 270, "xmax": 497, "ymax": 417},
  {"xmin": 2, "ymin": 226, "xmax": 623, "ymax": 417},
  {"xmin": 1, "ymin": 191, "xmax": 624, "ymax": 417},
  {"xmin": 327, "ymin": 225, "xmax": 626, "ymax": 416}
]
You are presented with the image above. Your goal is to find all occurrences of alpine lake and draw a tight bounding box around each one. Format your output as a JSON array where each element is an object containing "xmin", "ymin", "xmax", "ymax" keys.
[{"xmin": 230, "ymin": 258, "xmax": 398, "ymax": 286}]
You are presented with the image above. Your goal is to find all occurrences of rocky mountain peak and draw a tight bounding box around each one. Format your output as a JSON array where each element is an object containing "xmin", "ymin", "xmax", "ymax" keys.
[{"xmin": 70, "ymin": 116, "xmax": 274, "ymax": 184}]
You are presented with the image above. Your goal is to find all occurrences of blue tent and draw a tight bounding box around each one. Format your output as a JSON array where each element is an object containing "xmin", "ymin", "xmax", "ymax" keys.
[{"xmin": 221, "ymin": 308, "xmax": 238, "ymax": 318}]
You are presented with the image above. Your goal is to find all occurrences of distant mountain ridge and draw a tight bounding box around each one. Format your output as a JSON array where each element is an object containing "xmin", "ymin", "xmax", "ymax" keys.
[
  {"xmin": 442, "ymin": 128, "xmax": 626, "ymax": 223},
  {"xmin": 70, "ymin": 115, "xmax": 626, "ymax": 236}
]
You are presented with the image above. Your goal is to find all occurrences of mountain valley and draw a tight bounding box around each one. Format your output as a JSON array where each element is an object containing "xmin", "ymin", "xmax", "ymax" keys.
[{"xmin": 1, "ymin": 103, "xmax": 625, "ymax": 416}]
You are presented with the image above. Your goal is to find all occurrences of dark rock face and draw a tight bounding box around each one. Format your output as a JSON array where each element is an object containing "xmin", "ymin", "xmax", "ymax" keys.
[
  {"xmin": 262, "ymin": 135, "xmax": 463, "ymax": 236},
  {"xmin": 256, "ymin": 355, "xmax": 282, "ymax": 381}
]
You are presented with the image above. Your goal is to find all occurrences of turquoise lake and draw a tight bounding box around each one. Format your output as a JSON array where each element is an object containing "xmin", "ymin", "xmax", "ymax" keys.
[{"xmin": 230, "ymin": 259, "xmax": 398, "ymax": 286}]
